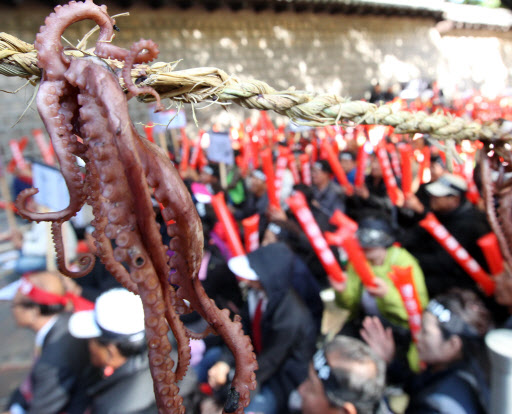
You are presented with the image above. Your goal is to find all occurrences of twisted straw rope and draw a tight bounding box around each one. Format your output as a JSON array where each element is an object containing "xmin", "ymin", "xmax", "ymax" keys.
[{"xmin": 0, "ymin": 32, "xmax": 507, "ymax": 144}]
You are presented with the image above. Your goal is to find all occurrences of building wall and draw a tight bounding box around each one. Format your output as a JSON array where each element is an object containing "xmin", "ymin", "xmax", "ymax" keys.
[{"xmin": 1, "ymin": 4, "xmax": 512, "ymax": 158}]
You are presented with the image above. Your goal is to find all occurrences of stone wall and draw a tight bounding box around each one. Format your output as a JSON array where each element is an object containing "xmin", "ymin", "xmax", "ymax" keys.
[{"xmin": 1, "ymin": 3, "xmax": 512, "ymax": 158}]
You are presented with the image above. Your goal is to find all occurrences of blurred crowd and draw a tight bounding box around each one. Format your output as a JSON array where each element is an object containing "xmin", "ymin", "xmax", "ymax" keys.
[{"xmin": 1, "ymin": 124, "xmax": 512, "ymax": 414}]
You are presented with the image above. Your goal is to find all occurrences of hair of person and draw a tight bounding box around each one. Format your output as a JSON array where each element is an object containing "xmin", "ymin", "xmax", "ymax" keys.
[
  {"xmin": 17, "ymin": 299, "xmax": 65, "ymax": 316},
  {"xmin": 96, "ymin": 334, "xmax": 147, "ymax": 358},
  {"xmin": 432, "ymin": 288, "xmax": 493, "ymax": 379},
  {"xmin": 22, "ymin": 271, "xmax": 67, "ymax": 315},
  {"xmin": 324, "ymin": 335, "xmax": 386, "ymax": 414}
]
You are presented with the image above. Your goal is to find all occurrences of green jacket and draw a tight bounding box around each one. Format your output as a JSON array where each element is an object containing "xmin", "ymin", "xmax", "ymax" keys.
[
  {"xmin": 335, "ymin": 245, "xmax": 429, "ymax": 328},
  {"xmin": 335, "ymin": 245, "xmax": 429, "ymax": 371}
]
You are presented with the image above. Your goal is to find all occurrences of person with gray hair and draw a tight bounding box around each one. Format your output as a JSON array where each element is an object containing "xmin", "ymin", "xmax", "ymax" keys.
[{"xmin": 298, "ymin": 335, "xmax": 388, "ymax": 414}]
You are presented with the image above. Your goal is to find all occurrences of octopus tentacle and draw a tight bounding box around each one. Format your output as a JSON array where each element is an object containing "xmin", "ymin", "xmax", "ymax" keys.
[
  {"xmin": 35, "ymin": 0, "xmax": 115, "ymax": 80},
  {"xmin": 480, "ymin": 151, "xmax": 512, "ymax": 268},
  {"xmin": 135, "ymin": 135, "xmax": 257, "ymax": 412},
  {"xmin": 51, "ymin": 221, "xmax": 95, "ymax": 278},
  {"xmin": 17, "ymin": 0, "xmax": 118, "ymax": 221},
  {"xmin": 185, "ymin": 325, "xmax": 217, "ymax": 341},
  {"xmin": 161, "ymin": 281, "xmax": 192, "ymax": 382},
  {"xmin": 15, "ymin": 81, "xmax": 86, "ymax": 223},
  {"xmin": 122, "ymin": 39, "xmax": 164, "ymax": 111}
]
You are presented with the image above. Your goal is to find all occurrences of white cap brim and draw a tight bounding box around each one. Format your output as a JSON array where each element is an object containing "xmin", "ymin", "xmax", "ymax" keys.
[
  {"xmin": 0, "ymin": 279, "xmax": 21, "ymax": 301},
  {"xmin": 228, "ymin": 255, "xmax": 259, "ymax": 281},
  {"xmin": 425, "ymin": 181, "xmax": 457, "ymax": 197},
  {"xmin": 68, "ymin": 310, "xmax": 101, "ymax": 339}
]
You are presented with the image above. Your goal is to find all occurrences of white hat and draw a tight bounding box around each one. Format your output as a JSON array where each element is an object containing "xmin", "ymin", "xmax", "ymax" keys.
[
  {"xmin": 425, "ymin": 174, "xmax": 468, "ymax": 197},
  {"xmin": 227, "ymin": 255, "xmax": 259, "ymax": 281},
  {"xmin": 69, "ymin": 288, "xmax": 145, "ymax": 341},
  {"xmin": 0, "ymin": 279, "xmax": 22, "ymax": 301}
]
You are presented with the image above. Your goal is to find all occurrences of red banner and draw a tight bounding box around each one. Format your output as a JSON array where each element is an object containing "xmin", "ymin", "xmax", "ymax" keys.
[
  {"xmin": 398, "ymin": 144, "xmax": 413, "ymax": 198},
  {"xmin": 189, "ymin": 130, "xmax": 204, "ymax": 170},
  {"xmin": 32, "ymin": 129, "xmax": 55, "ymax": 166},
  {"xmin": 287, "ymin": 153, "xmax": 301, "ymax": 184},
  {"xmin": 387, "ymin": 143, "xmax": 402, "ymax": 179},
  {"xmin": 375, "ymin": 146, "xmax": 403, "ymax": 206},
  {"xmin": 274, "ymin": 147, "xmax": 290, "ymax": 201},
  {"xmin": 354, "ymin": 142, "xmax": 368, "ymax": 189},
  {"xmin": 8, "ymin": 137, "xmax": 28, "ymax": 173},
  {"xmin": 477, "ymin": 232, "xmax": 504, "ymax": 276},
  {"xmin": 144, "ymin": 122, "xmax": 155, "ymax": 143},
  {"xmin": 179, "ymin": 128, "xmax": 190, "ymax": 174},
  {"xmin": 300, "ymin": 153, "xmax": 312, "ymax": 186},
  {"xmin": 242, "ymin": 214, "xmax": 260, "ymax": 253},
  {"xmin": 389, "ymin": 265, "xmax": 423, "ymax": 343},
  {"xmin": 419, "ymin": 213, "xmax": 495, "ymax": 295},
  {"xmin": 211, "ymin": 192, "xmax": 245, "ymax": 258},
  {"xmin": 322, "ymin": 140, "xmax": 354, "ymax": 196},
  {"xmin": 340, "ymin": 235, "xmax": 377, "ymax": 288},
  {"xmin": 287, "ymin": 192, "xmax": 346, "ymax": 283},
  {"xmin": 261, "ymin": 148, "xmax": 281, "ymax": 211}
]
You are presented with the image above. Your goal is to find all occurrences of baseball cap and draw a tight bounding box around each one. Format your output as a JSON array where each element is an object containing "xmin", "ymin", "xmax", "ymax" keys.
[
  {"xmin": 313, "ymin": 160, "xmax": 332, "ymax": 174},
  {"xmin": 339, "ymin": 151, "xmax": 356, "ymax": 161},
  {"xmin": 425, "ymin": 174, "xmax": 467, "ymax": 197},
  {"xmin": 227, "ymin": 255, "xmax": 259, "ymax": 281},
  {"xmin": 356, "ymin": 217, "xmax": 395, "ymax": 248},
  {"xmin": 251, "ymin": 169, "xmax": 267, "ymax": 182},
  {"xmin": 68, "ymin": 288, "xmax": 145, "ymax": 342}
]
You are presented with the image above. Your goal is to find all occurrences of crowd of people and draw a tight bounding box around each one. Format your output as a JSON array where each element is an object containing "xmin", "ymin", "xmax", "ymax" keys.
[{"xmin": 1, "ymin": 129, "xmax": 512, "ymax": 414}]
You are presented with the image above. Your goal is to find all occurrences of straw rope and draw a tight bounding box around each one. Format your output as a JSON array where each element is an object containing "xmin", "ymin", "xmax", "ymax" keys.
[{"xmin": 0, "ymin": 32, "xmax": 508, "ymax": 145}]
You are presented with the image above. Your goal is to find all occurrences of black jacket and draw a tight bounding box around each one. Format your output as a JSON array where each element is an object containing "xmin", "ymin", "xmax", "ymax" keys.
[
  {"xmin": 8, "ymin": 313, "xmax": 98, "ymax": 414},
  {"xmin": 248, "ymin": 243, "xmax": 318, "ymax": 411},
  {"xmin": 220, "ymin": 243, "xmax": 318, "ymax": 412},
  {"xmin": 87, "ymin": 353, "xmax": 157, "ymax": 414},
  {"xmin": 399, "ymin": 200, "xmax": 491, "ymax": 297},
  {"xmin": 405, "ymin": 361, "xmax": 489, "ymax": 414}
]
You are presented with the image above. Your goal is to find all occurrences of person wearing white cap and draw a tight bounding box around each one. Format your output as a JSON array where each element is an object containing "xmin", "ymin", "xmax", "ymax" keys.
[
  {"xmin": 68, "ymin": 288, "xmax": 157, "ymax": 414},
  {"xmin": 400, "ymin": 173, "xmax": 495, "ymax": 301}
]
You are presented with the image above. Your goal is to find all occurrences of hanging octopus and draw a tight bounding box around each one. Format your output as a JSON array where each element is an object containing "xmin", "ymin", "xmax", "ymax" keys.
[
  {"xmin": 14, "ymin": 1, "xmax": 257, "ymax": 413},
  {"xmin": 480, "ymin": 137, "xmax": 512, "ymax": 272}
]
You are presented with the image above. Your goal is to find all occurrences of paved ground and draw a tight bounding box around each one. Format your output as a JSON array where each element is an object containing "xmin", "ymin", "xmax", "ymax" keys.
[{"xmin": 0, "ymin": 211, "xmax": 34, "ymax": 409}]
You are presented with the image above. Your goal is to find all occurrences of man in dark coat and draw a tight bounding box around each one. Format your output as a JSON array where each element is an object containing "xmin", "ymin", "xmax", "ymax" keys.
[
  {"xmin": 311, "ymin": 160, "xmax": 346, "ymax": 218},
  {"xmin": 5, "ymin": 271, "xmax": 98, "ymax": 414},
  {"xmin": 399, "ymin": 174, "xmax": 491, "ymax": 298},
  {"xmin": 209, "ymin": 244, "xmax": 318, "ymax": 414}
]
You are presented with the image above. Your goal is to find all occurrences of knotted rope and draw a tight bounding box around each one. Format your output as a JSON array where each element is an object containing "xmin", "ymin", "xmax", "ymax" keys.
[{"xmin": 0, "ymin": 32, "xmax": 508, "ymax": 146}]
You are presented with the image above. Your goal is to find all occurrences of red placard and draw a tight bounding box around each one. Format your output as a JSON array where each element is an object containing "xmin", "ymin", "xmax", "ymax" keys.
[
  {"xmin": 477, "ymin": 232, "xmax": 504, "ymax": 276},
  {"xmin": 341, "ymin": 235, "xmax": 377, "ymax": 288},
  {"xmin": 179, "ymin": 128, "xmax": 190, "ymax": 174},
  {"xmin": 354, "ymin": 142, "xmax": 368, "ymax": 189},
  {"xmin": 398, "ymin": 144, "xmax": 413, "ymax": 198},
  {"xmin": 211, "ymin": 192, "xmax": 245, "ymax": 258},
  {"xmin": 189, "ymin": 130, "xmax": 204, "ymax": 170},
  {"xmin": 261, "ymin": 148, "xmax": 281, "ymax": 211},
  {"xmin": 299, "ymin": 153, "xmax": 312, "ymax": 186},
  {"xmin": 32, "ymin": 129, "xmax": 55, "ymax": 166},
  {"xmin": 242, "ymin": 214, "xmax": 260, "ymax": 253},
  {"xmin": 321, "ymin": 140, "xmax": 354, "ymax": 196},
  {"xmin": 420, "ymin": 213, "xmax": 495, "ymax": 295},
  {"xmin": 389, "ymin": 266, "xmax": 423, "ymax": 343},
  {"xmin": 375, "ymin": 146, "xmax": 403, "ymax": 206},
  {"xmin": 144, "ymin": 122, "xmax": 155, "ymax": 143},
  {"xmin": 287, "ymin": 192, "xmax": 346, "ymax": 283}
]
